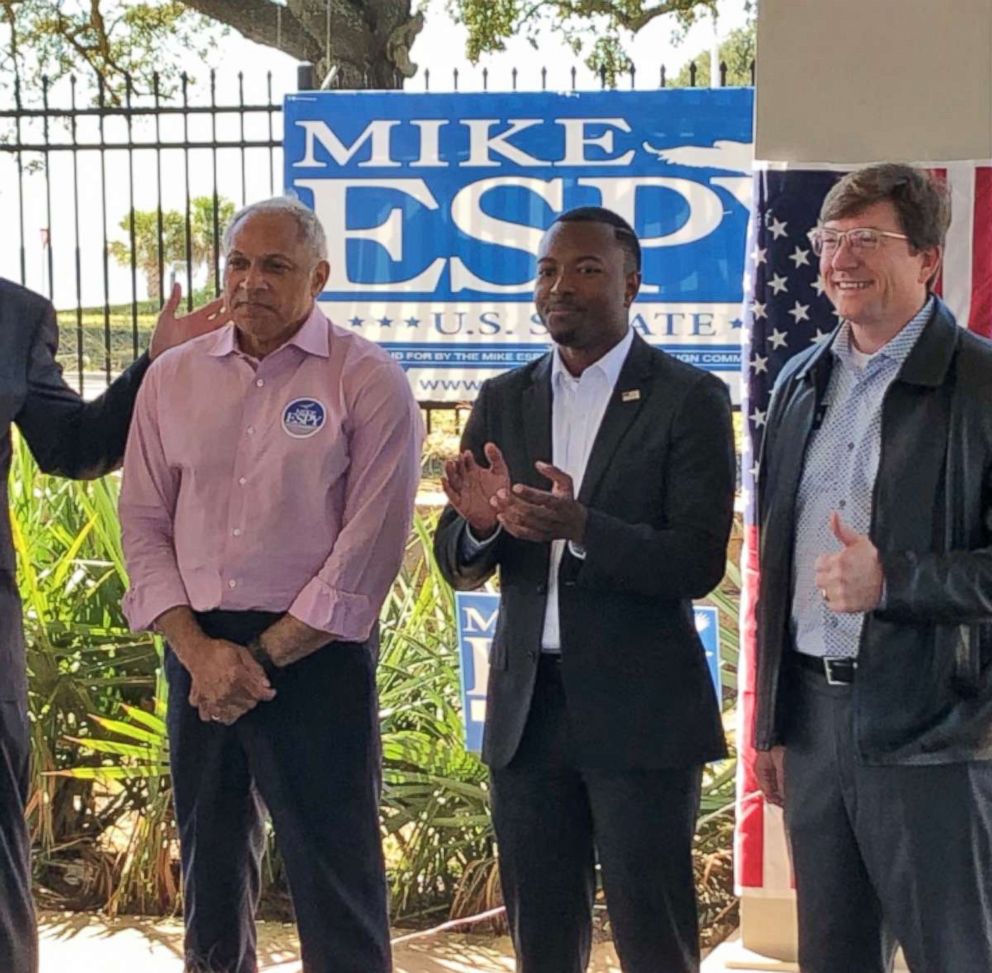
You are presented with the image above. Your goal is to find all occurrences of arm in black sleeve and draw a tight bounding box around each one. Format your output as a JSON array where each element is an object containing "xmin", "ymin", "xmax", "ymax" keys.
[
  {"xmin": 433, "ymin": 380, "xmax": 503, "ymax": 591},
  {"xmin": 877, "ymin": 462, "xmax": 992, "ymax": 624},
  {"xmin": 15, "ymin": 299, "xmax": 150, "ymax": 479}
]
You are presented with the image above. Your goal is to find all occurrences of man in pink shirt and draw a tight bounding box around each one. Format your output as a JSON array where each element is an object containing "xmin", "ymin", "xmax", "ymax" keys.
[{"xmin": 119, "ymin": 197, "xmax": 424, "ymax": 973}]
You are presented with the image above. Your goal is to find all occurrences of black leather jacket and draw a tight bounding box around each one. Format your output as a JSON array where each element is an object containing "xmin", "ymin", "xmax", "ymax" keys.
[{"xmin": 754, "ymin": 298, "xmax": 992, "ymax": 764}]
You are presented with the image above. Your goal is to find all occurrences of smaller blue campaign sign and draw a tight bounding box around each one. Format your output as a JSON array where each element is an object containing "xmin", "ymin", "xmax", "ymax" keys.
[
  {"xmin": 454, "ymin": 592, "xmax": 499, "ymax": 753},
  {"xmin": 454, "ymin": 592, "xmax": 721, "ymax": 753},
  {"xmin": 693, "ymin": 605, "xmax": 723, "ymax": 707}
]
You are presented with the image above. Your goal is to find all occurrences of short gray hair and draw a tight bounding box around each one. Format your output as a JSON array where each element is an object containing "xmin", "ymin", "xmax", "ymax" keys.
[{"xmin": 222, "ymin": 196, "xmax": 328, "ymax": 262}]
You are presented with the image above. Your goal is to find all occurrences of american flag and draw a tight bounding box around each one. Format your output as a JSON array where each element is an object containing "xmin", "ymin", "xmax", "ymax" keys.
[{"xmin": 735, "ymin": 164, "xmax": 992, "ymax": 895}]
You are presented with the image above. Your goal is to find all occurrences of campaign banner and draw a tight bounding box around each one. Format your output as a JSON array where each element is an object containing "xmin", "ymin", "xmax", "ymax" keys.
[
  {"xmin": 454, "ymin": 591, "xmax": 721, "ymax": 753},
  {"xmin": 283, "ymin": 89, "xmax": 754, "ymax": 403}
]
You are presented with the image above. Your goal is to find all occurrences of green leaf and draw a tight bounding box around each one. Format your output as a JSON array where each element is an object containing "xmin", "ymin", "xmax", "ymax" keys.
[{"xmin": 88, "ymin": 714, "xmax": 163, "ymax": 745}]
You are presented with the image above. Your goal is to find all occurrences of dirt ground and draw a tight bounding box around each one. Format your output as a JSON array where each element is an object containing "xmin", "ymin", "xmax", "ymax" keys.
[
  {"xmin": 38, "ymin": 912, "xmax": 626, "ymax": 972},
  {"xmin": 39, "ymin": 912, "xmax": 769, "ymax": 971}
]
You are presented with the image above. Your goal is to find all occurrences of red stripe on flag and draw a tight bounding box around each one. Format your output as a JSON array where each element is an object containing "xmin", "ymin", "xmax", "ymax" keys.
[
  {"xmin": 735, "ymin": 522, "xmax": 765, "ymax": 889},
  {"xmin": 969, "ymin": 167, "xmax": 992, "ymax": 336}
]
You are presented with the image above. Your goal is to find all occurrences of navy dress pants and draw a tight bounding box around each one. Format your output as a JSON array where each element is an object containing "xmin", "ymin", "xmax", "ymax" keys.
[
  {"xmin": 490, "ymin": 656, "xmax": 704, "ymax": 973},
  {"xmin": 166, "ymin": 610, "xmax": 390, "ymax": 973},
  {"xmin": 0, "ymin": 697, "xmax": 36, "ymax": 973}
]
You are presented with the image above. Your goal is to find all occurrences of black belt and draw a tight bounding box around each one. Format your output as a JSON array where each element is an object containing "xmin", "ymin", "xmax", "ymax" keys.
[{"xmin": 794, "ymin": 652, "xmax": 857, "ymax": 685}]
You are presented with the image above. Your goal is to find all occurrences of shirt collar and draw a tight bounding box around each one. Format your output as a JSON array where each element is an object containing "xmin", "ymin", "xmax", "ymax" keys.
[
  {"xmin": 832, "ymin": 296, "xmax": 933, "ymax": 370},
  {"xmin": 206, "ymin": 304, "xmax": 331, "ymax": 359},
  {"xmin": 551, "ymin": 327, "xmax": 634, "ymax": 390}
]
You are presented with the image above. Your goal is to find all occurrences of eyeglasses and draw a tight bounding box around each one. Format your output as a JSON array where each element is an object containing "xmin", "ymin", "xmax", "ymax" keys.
[{"xmin": 807, "ymin": 226, "xmax": 910, "ymax": 256}]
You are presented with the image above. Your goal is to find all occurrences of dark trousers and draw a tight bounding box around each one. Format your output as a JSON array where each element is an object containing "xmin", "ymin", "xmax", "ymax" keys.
[
  {"xmin": 490, "ymin": 656, "xmax": 703, "ymax": 973},
  {"xmin": 166, "ymin": 610, "xmax": 390, "ymax": 973},
  {"xmin": 0, "ymin": 698, "xmax": 36, "ymax": 973},
  {"xmin": 783, "ymin": 666, "xmax": 992, "ymax": 973}
]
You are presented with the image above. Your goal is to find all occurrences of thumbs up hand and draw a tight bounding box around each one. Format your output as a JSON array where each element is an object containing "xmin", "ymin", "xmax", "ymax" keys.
[{"xmin": 814, "ymin": 512, "xmax": 884, "ymax": 612}]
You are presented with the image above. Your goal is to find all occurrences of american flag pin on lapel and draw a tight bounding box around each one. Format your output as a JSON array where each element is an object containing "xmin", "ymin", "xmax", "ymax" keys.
[{"xmin": 621, "ymin": 389, "xmax": 641, "ymax": 402}]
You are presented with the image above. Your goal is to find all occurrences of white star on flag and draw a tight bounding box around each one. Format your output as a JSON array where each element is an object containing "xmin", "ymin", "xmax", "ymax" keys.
[
  {"xmin": 751, "ymin": 300, "xmax": 767, "ymax": 319},
  {"xmin": 768, "ymin": 273, "xmax": 789, "ymax": 295},
  {"xmin": 751, "ymin": 354, "xmax": 769, "ymax": 374},
  {"xmin": 751, "ymin": 246, "xmax": 768, "ymax": 266},
  {"xmin": 768, "ymin": 328, "xmax": 788, "ymax": 350},
  {"xmin": 811, "ymin": 328, "xmax": 833, "ymax": 344},
  {"xmin": 789, "ymin": 247, "xmax": 811, "ymax": 268},
  {"xmin": 811, "ymin": 278, "xmax": 825, "ymax": 296},
  {"xmin": 769, "ymin": 217, "xmax": 789, "ymax": 239},
  {"xmin": 749, "ymin": 408, "xmax": 767, "ymax": 428},
  {"xmin": 788, "ymin": 301, "xmax": 811, "ymax": 323}
]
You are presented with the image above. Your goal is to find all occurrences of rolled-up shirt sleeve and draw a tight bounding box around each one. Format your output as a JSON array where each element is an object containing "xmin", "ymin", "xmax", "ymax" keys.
[
  {"xmin": 288, "ymin": 361, "xmax": 424, "ymax": 640},
  {"xmin": 119, "ymin": 365, "xmax": 190, "ymax": 631}
]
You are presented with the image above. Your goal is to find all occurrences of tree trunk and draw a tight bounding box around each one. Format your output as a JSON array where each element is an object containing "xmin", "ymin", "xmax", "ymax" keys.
[{"xmin": 182, "ymin": 0, "xmax": 423, "ymax": 89}]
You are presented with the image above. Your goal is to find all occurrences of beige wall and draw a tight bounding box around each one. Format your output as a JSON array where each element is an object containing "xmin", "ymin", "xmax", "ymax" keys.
[{"xmin": 755, "ymin": 0, "xmax": 992, "ymax": 163}]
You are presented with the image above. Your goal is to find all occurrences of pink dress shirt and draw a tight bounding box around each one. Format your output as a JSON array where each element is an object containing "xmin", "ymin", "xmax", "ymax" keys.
[{"xmin": 119, "ymin": 306, "xmax": 424, "ymax": 642}]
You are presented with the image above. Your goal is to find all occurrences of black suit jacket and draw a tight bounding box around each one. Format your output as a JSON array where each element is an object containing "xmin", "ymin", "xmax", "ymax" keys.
[
  {"xmin": 434, "ymin": 334, "xmax": 735, "ymax": 770},
  {"xmin": 0, "ymin": 279, "xmax": 149, "ymax": 700}
]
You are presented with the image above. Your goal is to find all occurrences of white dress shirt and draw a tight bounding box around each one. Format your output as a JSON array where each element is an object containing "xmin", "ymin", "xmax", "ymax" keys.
[{"xmin": 462, "ymin": 328, "xmax": 634, "ymax": 653}]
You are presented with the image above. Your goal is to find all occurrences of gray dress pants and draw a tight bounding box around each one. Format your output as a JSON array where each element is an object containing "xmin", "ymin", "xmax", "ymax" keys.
[{"xmin": 783, "ymin": 665, "xmax": 992, "ymax": 973}]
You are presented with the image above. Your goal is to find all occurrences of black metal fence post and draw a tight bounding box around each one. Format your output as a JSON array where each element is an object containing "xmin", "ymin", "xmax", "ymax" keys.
[{"xmin": 0, "ymin": 60, "xmax": 752, "ymax": 408}]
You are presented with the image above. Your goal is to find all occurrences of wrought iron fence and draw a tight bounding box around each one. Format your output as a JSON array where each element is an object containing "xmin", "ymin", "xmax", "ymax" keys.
[{"xmin": 0, "ymin": 59, "xmax": 752, "ymax": 422}]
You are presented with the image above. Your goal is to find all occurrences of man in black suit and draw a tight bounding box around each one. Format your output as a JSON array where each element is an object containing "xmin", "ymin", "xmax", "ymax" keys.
[
  {"xmin": 433, "ymin": 208, "xmax": 736, "ymax": 973},
  {"xmin": 0, "ymin": 278, "xmax": 222, "ymax": 973}
]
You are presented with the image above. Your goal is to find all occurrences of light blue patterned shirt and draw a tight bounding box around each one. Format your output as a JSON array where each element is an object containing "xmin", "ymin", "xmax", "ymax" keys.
[{"xmin": 791, "ymin": 298, "xmax": 933, "ymax": 658}]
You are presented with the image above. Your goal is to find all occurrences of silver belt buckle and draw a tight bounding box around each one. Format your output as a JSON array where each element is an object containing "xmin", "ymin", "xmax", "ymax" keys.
[{"xmin": 823, "ymin": 657, "xmax": 855, "ymax": 686}]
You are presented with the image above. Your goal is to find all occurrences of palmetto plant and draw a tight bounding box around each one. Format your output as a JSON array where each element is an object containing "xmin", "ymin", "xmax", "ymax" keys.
[
  {"xmin": 12, "ymin": 433, "xmax": 741, "ymax": 931},
  {"xmin": 10, "ymin": 432, "xmax": 173, "ymax": 910},
  {"xmin": 12, "ymin": 435, "xmax": 492, "ymax": 919},
  {"xmin": 377, "ymin": 515, "xmax": 494, "ymax": 920}
]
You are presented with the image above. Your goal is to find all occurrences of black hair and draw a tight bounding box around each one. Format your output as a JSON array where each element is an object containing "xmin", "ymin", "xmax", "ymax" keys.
[{"xmin": 553, "ymin": 206, "xmax": 642, "ymax": 272}]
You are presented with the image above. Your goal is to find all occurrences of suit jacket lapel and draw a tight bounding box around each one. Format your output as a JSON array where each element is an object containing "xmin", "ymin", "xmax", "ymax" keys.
[
  {"xmin": 521, "ymin": 354, "xmax": 552, "ymax": 485},
  {"xmin": 577, "ymin": 334, "xmax": 652, "ymax": 506}
]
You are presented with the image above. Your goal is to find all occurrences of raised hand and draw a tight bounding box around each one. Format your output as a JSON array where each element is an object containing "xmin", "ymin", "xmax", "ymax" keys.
[
  {"xmin": 149, "ymin": 283, "xmax": 228, "ymax": 360},
  {"xmin": 492, "ymin": 460, "xmax": 587, "ymax": 544},
  {"xmin": 442, "ymin": 441, "xmax": 510, "ymax": 537},
  {"xmin": 814, "ymin": 512, "xmax": 884, "ymax": 612}
]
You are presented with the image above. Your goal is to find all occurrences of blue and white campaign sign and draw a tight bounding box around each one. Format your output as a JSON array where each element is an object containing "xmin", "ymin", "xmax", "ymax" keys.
[
  {"xmin": 454, "ymin": 591, "xmax": 722, "ymax": 754},
  {"xmin": 284, "ymin": 89, "xmax": 753, "ymax": 403},
  {"xmin": 454, "ymin": 591, "xmax": 498, "ymax": 753}
]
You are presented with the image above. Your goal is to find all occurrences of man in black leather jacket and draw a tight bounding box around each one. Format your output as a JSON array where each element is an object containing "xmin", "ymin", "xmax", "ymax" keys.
[{"xmin": 753, "ymin": 164, "xmax": 992, "ymax": 973}]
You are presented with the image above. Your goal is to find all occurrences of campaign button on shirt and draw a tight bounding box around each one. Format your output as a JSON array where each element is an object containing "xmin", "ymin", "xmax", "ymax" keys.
[{"xmin": 282, "ymin": 398, "xmax": 326, "ymax": 439}]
